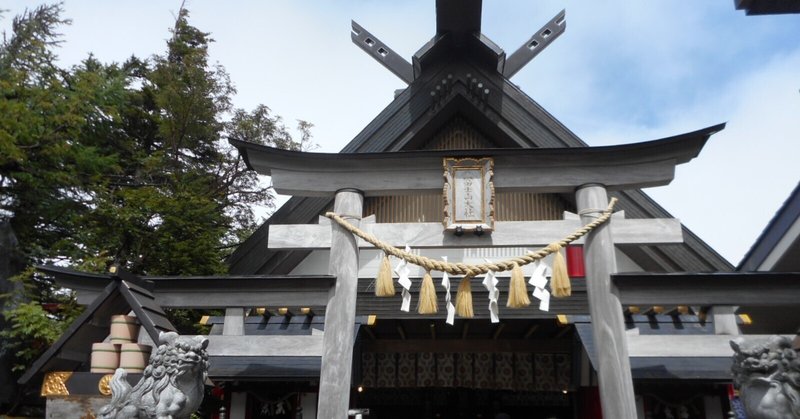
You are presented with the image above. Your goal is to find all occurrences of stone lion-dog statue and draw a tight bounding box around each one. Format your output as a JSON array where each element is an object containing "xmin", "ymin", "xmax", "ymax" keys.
[
  {"xmin": 98, "ymin": 332, "xmax": 210, "ymax": 419},
  {"xmin": 731, "ymin": 335, "xmax": 800, "ymax": 419}
]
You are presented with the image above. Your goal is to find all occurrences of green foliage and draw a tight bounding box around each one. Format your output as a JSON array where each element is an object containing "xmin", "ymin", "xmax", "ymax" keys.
[
  {"xmin": 0, "ymin": 3, "xmax": 313, "ymax": 382},
  {"xmin": 0, "ymin": 303, "xmax": 60, "ymax": 372},
  {"xmin": 0, "ymin": 299, "xmax": 80, "ymax": 372}
]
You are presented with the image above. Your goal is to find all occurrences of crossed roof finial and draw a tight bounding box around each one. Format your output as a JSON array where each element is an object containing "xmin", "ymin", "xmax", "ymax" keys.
[{"xmin": 351, "ymin": 0, "xmax": 566, "ymax": 84}]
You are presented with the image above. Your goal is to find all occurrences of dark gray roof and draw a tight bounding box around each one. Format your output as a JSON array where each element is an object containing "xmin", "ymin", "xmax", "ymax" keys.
[
  {"xmin": 228, "ymin": 3, "xmax": 732, "ymax": 277},
  {"xmin": 612, "ymin": 271, "xmax": 800, "ymax": 306},
  {"xmin": 203, "ymin": 314, "xmax": 367, "ymax": 381},
  {"xmin": 735, "ymin": 0, "xmax": 800, "ymax": 15},
  {"xmin": 612, "ymin": 271, "xmax": 800, "ymax": 335},
  {"xmin": 738, "ymin": 181, "xmax": 800, "ymax": 271},
  {"xmin": 629, "ymin": 357, "xmax": 733, "ymax": 381},
  {"xmin": 19, "ymin": 266, "xmax": 176, "ymax": 385},
  {"xmin": 204, "ymin": 313, "xmax": 368, "ymax": 336},
  {"xmin": 209, "ymin": 356, "xmax": 321, "ymax": 381},
  {"xmin": 574, "ymin": 322, "xmax": 733, "ymax": 381},
  {"xmin": 231, "ymin": 124, "xmax": 721, "ymax": 198}
]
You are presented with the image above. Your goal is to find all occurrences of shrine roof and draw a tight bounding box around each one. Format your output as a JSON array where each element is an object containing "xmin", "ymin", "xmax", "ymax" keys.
[
  {"xmin": 227, "ymin": 1, "xmax": 734, "ymax": 276},
  {"xmin": 612, "ymin": 271, "xmax": 800, "ymax": 306},
  {"xmin": 19, "ymin": 265, "xmax": 177, "ymax": 385},
  {"xmin": 232, "ymin": 124, "xmax": 721, "ymax": 197},
  {"xmin": 40, "ymin": 264, "xmax": 335, "ymax": 309},
  {"xmin": 23, "ymin": 265, "xmax": 341, "ymax": 385},
  {"xmin": 738, "ymin": 180, "xmax": 800, "ymax": 271},
  {"xmin": 735, "ymin": 0, "xmax": 800, "ymax": 15},
  {"xmin": 235, "ymin": 124, "xmax": 720, "ymax": 169},
  {"xmin": 612, "ymin": 271, "xmax": 800, "ymax": 335}
]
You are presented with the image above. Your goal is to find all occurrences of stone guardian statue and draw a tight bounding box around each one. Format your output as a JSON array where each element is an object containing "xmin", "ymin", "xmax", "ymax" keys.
[
  {"xmin": 730, "ymin": 335, "xmax": 800, "ymax": 419},
  {"xmin": 98, "ymin": 332, "xmax": 210, "ymax": 419}
]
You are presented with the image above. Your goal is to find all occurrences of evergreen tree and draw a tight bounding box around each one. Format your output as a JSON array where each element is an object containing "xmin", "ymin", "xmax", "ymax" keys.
[{"xmin": 0, "ymin": 4, "xmax": 312, "ymax": 405}]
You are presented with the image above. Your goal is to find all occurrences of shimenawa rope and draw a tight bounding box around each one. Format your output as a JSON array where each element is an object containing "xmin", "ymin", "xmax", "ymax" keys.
[{"xmin": 324, "ymin": 198, "xmax": 617, "ymax": 277}]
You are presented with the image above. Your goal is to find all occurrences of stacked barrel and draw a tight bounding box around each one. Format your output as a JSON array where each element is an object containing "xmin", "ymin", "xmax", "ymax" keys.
[{"xmin": 90, "ymin": 315, "xmax": 152, "ymax": 373}]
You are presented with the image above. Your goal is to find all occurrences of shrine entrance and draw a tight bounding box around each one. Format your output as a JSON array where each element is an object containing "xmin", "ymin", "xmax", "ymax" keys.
[
  {"xmin": 357, "ymin": 388, "xmax": 571, "ymax": 419},
  {"xmin": 231, "ymin": 122, "xmax": 718, "ymax": 417},
  {"xmin": 353, "ymin": 318, "xmax": 579, "ymax": 419}
]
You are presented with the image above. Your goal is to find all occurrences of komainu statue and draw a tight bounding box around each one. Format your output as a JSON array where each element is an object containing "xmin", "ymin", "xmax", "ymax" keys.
[
  {"xmin": 730, "ymin": 336, "xmax": 800, "ymax": 419},
  {"xmin": 98, "ymin": 332, "xmax": 210, "ymax": 419}
]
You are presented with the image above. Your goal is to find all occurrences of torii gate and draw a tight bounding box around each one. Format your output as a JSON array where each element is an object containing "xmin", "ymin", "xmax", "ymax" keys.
[{"xmin": 231, "ymin": 123, "xmax": 723, "ymax": 418}]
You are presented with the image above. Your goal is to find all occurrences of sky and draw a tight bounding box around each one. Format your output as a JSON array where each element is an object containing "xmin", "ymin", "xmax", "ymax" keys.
[{"xmin": 3, "ymin": 1, "xmax": 799, "ymax": 267}]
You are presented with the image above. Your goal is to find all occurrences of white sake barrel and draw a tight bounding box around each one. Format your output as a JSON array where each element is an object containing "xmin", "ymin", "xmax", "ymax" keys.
[
  {"xmin": 119, "ymin": 343, "xmax": 151, "ymax": 373},
  {"xmin": 90, "ymin": 342, "xmax": 119, "ymax": 373},
  {"xmin": 109, "ymin": 315, "xmax": 139, "ymax": 343}
]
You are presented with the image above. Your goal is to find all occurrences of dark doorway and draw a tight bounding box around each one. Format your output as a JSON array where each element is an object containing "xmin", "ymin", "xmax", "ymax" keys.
[{"xmin": 355, "ymin": 388, "xmax": 572, "ymax": 419}]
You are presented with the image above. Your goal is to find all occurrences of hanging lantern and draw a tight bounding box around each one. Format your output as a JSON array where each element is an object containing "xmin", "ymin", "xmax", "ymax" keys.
[{"xmin": 566, "ymin": 245, "xmax": 585, "ymax": 278}]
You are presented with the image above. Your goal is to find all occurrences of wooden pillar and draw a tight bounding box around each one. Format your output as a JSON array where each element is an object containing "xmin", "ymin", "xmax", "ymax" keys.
[
  {"xmin": 318, "ymin": 189, "xmax": 363, "ymax": 419},
  {"xmin": 576, "ymin": 184, "xmax": 637, "ymax": 418}
]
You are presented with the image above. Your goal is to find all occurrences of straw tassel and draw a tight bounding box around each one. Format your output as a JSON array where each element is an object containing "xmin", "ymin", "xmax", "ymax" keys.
[
  {"xmin": 455, "ymin": 276, "xmax": 474, "ymax": 318},
  {"xmin": 550, "ymin": 244, "xmax": 572, "ymax": 297},
  {"xmin": 418, "ymin": 271, "xmax": 438, "ymax": 314},
  {"xmin": 506, "ymin": 263, "xmax": 531, "ymax": 308},
  {"xmin": 374, "ymin": 253, "xmax": 395, "ymax": 297}
]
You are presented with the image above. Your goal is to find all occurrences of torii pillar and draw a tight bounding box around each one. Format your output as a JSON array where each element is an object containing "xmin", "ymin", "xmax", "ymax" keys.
[
  {"xmin": 577, "ymin": 184, "xmax": 637, "ymax": 418},
  {"xmin": 318, "ymin": 189, "xmax": 363, "ymax": 419}
]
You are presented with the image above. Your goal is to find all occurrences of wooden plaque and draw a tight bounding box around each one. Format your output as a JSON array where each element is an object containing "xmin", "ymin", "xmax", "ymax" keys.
[{"xmin": 443, "ymin": 157, "xmax": 494, "ymax": 232}]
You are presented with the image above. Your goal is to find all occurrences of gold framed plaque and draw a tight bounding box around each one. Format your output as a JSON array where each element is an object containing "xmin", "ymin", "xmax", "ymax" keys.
[{"xmin": 443, "ymin": 157, "xmax": 494, "ymax": 233}]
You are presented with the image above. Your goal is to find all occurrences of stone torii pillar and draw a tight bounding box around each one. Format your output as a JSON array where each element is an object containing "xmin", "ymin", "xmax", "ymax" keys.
[
  {"xmin": 577, "ymin": 184, "xmax": 637, "ymax": 418},
  {"xmin": 318, "ymin": 189, "xmax": 364, "ymax": 419}
]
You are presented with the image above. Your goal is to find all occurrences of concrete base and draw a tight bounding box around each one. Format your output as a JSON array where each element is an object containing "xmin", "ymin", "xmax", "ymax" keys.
[{"xmin": 46, "ymin": 395, "xmax": 109, "ymax": 418}]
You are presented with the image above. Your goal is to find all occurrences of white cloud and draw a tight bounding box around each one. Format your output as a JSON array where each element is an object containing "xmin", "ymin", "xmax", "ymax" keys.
[
  {"xmin": 594, "ymin": 49, "xmax": 800, "ymax": 265},
  {"xmin": 3, "ymin": 1, "xmax": 799, "ymax": 266}
]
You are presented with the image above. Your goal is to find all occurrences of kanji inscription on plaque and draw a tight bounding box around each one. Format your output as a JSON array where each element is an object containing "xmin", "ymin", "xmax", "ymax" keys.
[{"xmin": 443, "ymin": 157, "xmax": 494, "ymax": 232}]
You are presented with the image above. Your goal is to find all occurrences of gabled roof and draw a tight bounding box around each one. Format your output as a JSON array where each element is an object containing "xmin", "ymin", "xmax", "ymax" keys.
[
  {"xmin": 738, "ymin": 181, "xmax": 800, "ymax": 271},
  {"xmin": 735, "ymin": 0, "xmax": 800, "ymax": 15},
  {"xmin": 228, "ymin": 2, "xmax": 733, "ymax": 276},
  {"xmin": 19, "ymin": 266, "xmax": 176, "ymax": 385}
]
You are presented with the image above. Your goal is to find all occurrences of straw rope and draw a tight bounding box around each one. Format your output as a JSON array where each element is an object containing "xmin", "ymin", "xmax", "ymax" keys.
[{"xmin": 324, "ymin": 198, "xmax": 618, "ymax": 277}]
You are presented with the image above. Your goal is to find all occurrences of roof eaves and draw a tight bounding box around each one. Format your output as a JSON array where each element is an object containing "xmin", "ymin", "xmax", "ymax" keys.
[
  {"xmin": 737, "ymin": 181, "xmax": 800, "ymax": 271},
  {"xmin": 18, "ymin": 280, "xmax": 118, "ymax": 384}
]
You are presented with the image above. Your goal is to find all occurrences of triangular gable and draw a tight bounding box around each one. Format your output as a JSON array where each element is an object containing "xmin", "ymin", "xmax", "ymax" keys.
[
  {"xmin": 109, "ymin": 267, "xmax": 177, "ymax": 343},
  {"xmin": 19, "ymin": 266, "xmax": 176, "ymax": 385},
  {"xmin": 228, "ymin": 81, "xmax": 732, "ymax": 274},
  {"xmin": 421, "ymin": 116, "xmax": 496, "ymax": 150},
  {"xmin": 361, "ymin": 116, "xmax": 573, "ymax": 224}
]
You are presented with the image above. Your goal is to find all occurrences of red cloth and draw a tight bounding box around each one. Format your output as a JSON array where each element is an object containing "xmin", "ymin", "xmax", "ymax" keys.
[
  {"xmin": 578, "ymin": 387, "xmax": 603, "ymax": 419},
  {"xmin": 566, "ymin": 245, "xmax": 586, "ymax": 278}
]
